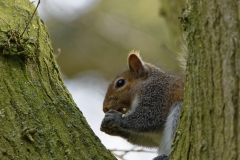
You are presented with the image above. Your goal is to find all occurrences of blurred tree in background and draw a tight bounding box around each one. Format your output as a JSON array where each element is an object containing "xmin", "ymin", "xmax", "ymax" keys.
[{"xmin": 39, "ymin": 0, "xmax": 186, "ymax": 78}]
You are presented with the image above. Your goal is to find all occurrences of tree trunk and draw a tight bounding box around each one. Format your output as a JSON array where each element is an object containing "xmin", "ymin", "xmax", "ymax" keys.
[
  {"xmin": 0, "ymin": 1, "xmax": 115, "ymax": 159},
  {"xmin": 171, "ymin": 0, "xmax": 240, "ymax": 160}
]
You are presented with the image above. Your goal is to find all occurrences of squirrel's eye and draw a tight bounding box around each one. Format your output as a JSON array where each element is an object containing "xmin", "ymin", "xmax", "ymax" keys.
[{"xmin": 116, "ymin": 79, "xmax": 125, "ymax": 88}]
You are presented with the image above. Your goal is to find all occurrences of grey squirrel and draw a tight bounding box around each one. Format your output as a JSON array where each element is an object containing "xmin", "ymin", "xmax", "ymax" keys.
[{"xmin": 100, "ymin": 51, "xmax": 185, "ymax": 160}]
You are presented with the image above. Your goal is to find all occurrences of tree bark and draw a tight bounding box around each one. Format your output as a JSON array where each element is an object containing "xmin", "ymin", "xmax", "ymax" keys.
[
  {"xmin": 171, "ymin": 0, "xmax": 240, "ymax": 159},
  {"xmin": 0, "ymin": 1, "xmax": 115, "ymax": 159}
]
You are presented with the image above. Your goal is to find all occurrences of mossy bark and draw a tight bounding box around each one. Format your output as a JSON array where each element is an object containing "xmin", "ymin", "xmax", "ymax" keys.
[
  {"xmin": 0, "ymin": 0, "xmax": 115, "ymax": 159},
  {"xmin": 171, "ymin": 0, "xmax": 240, "ymax": 159}
]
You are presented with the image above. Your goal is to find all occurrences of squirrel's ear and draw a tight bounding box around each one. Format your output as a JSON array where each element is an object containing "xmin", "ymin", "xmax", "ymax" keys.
[{"xmin": 128, "ymin": 51, "xmax": 144, "ymax": 73}]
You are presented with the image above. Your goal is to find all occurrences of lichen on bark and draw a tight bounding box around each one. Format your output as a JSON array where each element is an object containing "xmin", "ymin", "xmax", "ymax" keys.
[{"xmin": 0, "ymin": 0, "xmax": 115, "ymax": 159}]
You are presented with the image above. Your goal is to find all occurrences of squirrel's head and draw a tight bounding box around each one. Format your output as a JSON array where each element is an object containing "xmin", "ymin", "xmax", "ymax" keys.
[{"xmin": 103, "ymin": 51, "xmax": 149, "ymax": 114}]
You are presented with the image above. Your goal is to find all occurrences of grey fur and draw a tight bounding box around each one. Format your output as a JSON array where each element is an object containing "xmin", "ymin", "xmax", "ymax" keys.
[
  {"xmin": 100, "ymin": 54, "xmax": 183, "ymax": 160},
  {"xmin": 158, "ymin": 103, "xmax": 181, "ymax": 156}
]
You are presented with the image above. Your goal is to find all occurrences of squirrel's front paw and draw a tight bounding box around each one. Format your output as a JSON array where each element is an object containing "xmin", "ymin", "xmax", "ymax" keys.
[{"xmin": 100, "ymin": 109, "xmax": 122, "ymax": 135}]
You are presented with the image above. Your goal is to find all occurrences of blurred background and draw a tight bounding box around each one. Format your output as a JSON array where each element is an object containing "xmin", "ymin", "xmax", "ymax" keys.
[{"xmin": 33, "ymin": 0, "xmax": 185, "ymax": 159}]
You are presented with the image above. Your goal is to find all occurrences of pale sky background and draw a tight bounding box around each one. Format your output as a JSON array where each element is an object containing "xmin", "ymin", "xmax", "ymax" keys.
[
  {"xmin": 32, "ymin": 0, "xmax": 159, "ymax": 159},
  {"xmin": 35, "ymin": 0, "xmax": 101, "ymax": 21}
]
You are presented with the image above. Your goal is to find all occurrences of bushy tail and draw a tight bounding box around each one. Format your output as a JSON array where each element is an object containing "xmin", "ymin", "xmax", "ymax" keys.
[{"xmin": 178, "ymin": 33, "xmax": 188, "ymax": 71}]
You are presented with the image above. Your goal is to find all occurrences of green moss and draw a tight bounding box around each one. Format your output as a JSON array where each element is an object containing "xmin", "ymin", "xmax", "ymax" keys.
[
  {"xmin": 0, "ymin": 30, "xmax": 37, "ymax": 56},
  {"xmin": 0, "ymin": 0, "xmax": 116, "ymax": 159}
]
